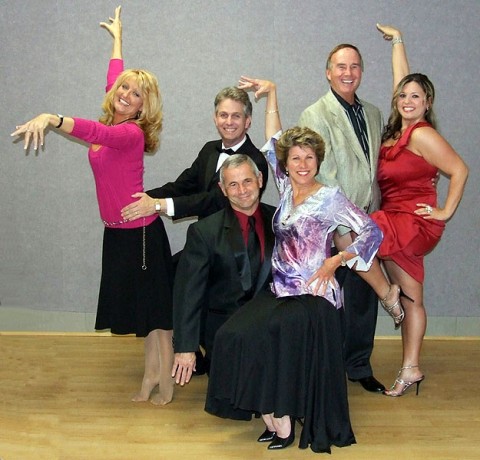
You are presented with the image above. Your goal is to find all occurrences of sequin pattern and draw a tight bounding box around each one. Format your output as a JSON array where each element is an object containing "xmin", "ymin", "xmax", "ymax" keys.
[{"xmin": 262, "ymin": 134, "xmax": 383, "ymax": 308}]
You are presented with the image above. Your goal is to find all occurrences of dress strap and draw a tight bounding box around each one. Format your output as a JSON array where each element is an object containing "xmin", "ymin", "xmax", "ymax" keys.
[{"xmin": 386, "ymin": 121, "xmax": 431, "ymax": 160}]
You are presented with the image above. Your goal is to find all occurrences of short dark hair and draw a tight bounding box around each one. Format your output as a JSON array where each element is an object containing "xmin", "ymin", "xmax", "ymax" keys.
[{"xmin": 326, "ymin": 43, "xmax": 364, "ymax": 71}]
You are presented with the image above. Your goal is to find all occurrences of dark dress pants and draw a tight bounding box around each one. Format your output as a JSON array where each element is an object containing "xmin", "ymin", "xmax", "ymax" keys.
[{"xmin": 335, "ymin": 259, "xmax": 378, "ymax": 380}]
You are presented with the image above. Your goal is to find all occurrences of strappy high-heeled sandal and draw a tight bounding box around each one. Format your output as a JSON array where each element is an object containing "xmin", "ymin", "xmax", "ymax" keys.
[
  {"xmin": 383, "ymin": 365, "xmax": 425, "ymax": 397},
  {"xmin": 381, "ymin": 285, "xmax": 411, "ymax": 329}
]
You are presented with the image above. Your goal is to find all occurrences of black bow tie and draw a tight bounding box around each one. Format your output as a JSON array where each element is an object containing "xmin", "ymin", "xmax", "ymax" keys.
[{"xmin": 217, "ymin": 146, "xmax": 234, "ymax": 155}]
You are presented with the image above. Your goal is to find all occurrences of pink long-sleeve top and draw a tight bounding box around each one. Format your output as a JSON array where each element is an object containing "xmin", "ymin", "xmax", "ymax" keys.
[{"xmin": 69, "ymin": 59, "xmax": 156, "ymax": 229}]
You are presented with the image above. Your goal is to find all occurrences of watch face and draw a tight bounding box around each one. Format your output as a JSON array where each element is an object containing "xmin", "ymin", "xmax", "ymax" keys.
[{"xmin": 155, "ymin": 203, "xmax": 161, "ymax": 211}]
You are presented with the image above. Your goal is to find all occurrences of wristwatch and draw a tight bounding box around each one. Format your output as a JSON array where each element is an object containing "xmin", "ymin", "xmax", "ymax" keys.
[
  {"xmin": 55, "ymin": 114, "xmax": 64, "ymax": 129},
  {"xmin": 339, "ymin": 251, "xmax": 347, "ymax": 267},
  {"xmin": 154, "ymin": 200, "xmax": 162, "ymax": 213}
]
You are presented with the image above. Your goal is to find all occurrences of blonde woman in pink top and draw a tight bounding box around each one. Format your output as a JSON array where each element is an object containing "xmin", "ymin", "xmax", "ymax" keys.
[{"xmin": 11, "ymin": 7, "xmax": 174, "ymax": 405}]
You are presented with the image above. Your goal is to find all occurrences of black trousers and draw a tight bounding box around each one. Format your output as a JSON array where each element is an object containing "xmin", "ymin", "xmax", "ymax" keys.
[{"xmin": 333, "ymin": 250, "xmax": 379, "ymax": 380}]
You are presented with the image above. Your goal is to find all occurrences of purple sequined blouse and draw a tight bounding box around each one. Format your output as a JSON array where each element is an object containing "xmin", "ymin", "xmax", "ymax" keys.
[{"xmin": 263, "ymin": 134, "xmax": 383, "ymax": 308}]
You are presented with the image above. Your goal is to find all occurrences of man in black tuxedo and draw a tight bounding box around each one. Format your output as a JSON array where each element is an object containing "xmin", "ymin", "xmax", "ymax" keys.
[
  {"xmin": 120, "ymin": 86, "xmax": 268, "ymax": 221},
  {"xmin": 171, "ymin": 154, "xmax": 275, "ymax": 386}
]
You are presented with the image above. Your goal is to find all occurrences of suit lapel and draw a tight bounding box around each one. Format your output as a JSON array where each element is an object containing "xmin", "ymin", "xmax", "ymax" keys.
[
  {"xmin": 362, "ymin": 101, "xmax": 381, "ymax": 172},
  {"xmin": 206, "ymin": 136, "xmax": 253, "ymax": 191},
  {"xmin": 332, "ymin": 108, "xmax": 368, "ymax": 166},
  {"xmin": 224, "ymin": 206, "xmax": 252, "ymax": 293},
  {"xmin": 326, "ymin": 91, "xmax": 371, "ymax": 169},
  {"xmin": 205, "ymin": 141, "xmax": 222, "ymax": 191},
  {"xmin": 253, "ymin": 204, "xmax": 274, "ymax": 295}
]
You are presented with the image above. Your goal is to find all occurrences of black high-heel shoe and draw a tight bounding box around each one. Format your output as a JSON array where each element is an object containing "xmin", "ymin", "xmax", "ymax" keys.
[
  {"xmin": 267, "ymin": 417, "xmax": 295, "ymax": 450},
  {"xmin": 257, "ymin": 427, "xmax": 276, "ymax": 442}
]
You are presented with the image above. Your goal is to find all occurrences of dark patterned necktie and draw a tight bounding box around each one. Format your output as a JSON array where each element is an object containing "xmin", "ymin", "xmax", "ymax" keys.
[{"xmin": 247, "ymin": 216, "xmax": 261, "ymax": 288}]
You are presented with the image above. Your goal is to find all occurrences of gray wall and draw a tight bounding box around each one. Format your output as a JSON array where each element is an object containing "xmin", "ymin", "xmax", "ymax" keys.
[{"xmin": 1, "ymin": 0, "xmax": 479, "ymax": 335}]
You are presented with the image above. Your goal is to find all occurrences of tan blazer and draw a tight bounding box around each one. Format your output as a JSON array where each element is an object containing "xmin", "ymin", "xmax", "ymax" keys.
[{"xmin": 298, "ymin": 89, "xmax": 383, "ymax": 212}]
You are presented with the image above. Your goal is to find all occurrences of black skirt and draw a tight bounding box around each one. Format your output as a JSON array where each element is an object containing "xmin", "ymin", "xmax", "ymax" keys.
[
  {"xmin": 205, "ymin": 290, "xmax": 355, "ymax": 454},
  {"xmin": 95, "ymin": 217, "xmax": 174, "ymax": 337}
]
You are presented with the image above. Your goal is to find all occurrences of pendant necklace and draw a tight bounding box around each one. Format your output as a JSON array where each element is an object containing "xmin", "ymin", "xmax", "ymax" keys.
[{"xmin": 110, "ymin": 116, "xmax": 138, "ymax": 126}]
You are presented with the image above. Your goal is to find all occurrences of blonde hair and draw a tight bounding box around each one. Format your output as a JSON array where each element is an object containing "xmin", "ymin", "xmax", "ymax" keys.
[{"xmin": 100, "ymin": 69, "xmax": 163, "ymax": 153}]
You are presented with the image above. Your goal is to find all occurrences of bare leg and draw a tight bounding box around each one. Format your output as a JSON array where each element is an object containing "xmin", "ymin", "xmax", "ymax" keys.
[
  {"xmin": 132, "ymin": 329, "xmax": 161, "ymax": 402},
  {"xmin": 334, "ymin": 232, "xmax": 399, "ymax": 311},
  {"xmin": 150, "ymin": 329, "xmax": 174, "ymax": 406},
  {"xmin": 334, "ymin": 231, "xmax": 425, "ymax": 393},
  {"xmin": 382, "ymin": 261, "xmax": 425, "ymax": 395},
  {"xmin": 271, "ymin": 414, "xmax": 291, "ymax": 438},
  {"xmin": 261, "ymin": 413, "xmax": 276, "ymax": 432}
]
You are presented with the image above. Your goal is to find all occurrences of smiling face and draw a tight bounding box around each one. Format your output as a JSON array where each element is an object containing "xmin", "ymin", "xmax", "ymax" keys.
[
  {"xmin": 286, "ymin": 145, "xmax": 319, "ymax": 187},
  {"xmin": 219, "ymin": 161, "xmax": 262, "ymax": 215},
  {"xmin": 214, "ymin": 98, "xmax": 252, "ymax": 148},
  {"xmin": 113, "ymin": 77, "xmax": 144, "ymax": 122},
  {"xmin": 396, "ymin": 81, "xmax": 430, "ymax": 123},
  {"xmin": 326, "ymin": 47, "xmax": 363, "ymax": 104}
]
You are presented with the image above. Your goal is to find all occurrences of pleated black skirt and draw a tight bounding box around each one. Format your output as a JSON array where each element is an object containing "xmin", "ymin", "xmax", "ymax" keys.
[
  {"xmin": 205, "ymin": 290, "xmax": 355, "ymax": 454},
  {"xmin": 95, "ymin": 217, "xmax": 174, "ymax": 337}
]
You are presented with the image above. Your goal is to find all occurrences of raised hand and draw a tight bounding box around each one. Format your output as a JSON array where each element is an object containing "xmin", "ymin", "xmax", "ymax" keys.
[
  {"xmin": 238, "ymin": 76, "xmax": 276, "ymax": 99},
  {"xmin": 376, "ymin": 23, "xmax": 402, "ymax": 41},
  {"xmin": 377, "ymin": 23, "xmax": 408, "ymax": 90},
  {"xmin": 100, "ymin": 5, "xmax": 122, "ymax": 40}
]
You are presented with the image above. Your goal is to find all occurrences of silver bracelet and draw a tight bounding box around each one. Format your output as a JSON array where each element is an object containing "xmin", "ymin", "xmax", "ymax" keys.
[{"xmin": 392, "ymin": 36, "xmax": 403, "ymax": 45}]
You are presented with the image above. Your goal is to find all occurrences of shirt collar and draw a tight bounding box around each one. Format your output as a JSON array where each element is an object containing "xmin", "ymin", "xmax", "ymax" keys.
[
  {"xmin": 233, "ymin": 205, "xmax": 262, "ymax": 231},
  {"xmin": 221, "ymin": 135, "xmax": 247, "ymax": 152},
  {"xmin": 331, "ymin": 88, "xmax": 362, "ymax": 110}
]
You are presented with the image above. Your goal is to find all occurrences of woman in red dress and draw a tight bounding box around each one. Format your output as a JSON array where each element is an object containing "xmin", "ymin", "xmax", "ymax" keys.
[{"xmin": 374, "ymin": 25, "xmax": 469, "ymax": 396}]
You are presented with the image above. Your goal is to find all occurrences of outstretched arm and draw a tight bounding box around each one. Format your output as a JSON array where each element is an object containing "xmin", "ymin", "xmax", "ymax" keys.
[
  {"xmin": 10, "ymin": 6, "xmax": 124, "ymax": 150},
  {"xmin": 238, "ymin": 76, "xmax": 281, "ymax": 140},
  {"xmin": 100, "ymin": 5, "xmax": 123, "ymax": 59},
  {"xmin": 376, "ymin": 24, "xmax": 409, "ymax": 92}
]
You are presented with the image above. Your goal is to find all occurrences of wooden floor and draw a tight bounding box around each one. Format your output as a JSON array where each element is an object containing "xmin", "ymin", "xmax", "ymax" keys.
[{"xmin": 1, "ymin": 334, "xmax": 479, "ymax": 460}]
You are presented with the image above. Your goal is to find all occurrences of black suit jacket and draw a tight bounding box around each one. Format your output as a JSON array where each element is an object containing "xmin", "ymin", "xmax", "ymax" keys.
[
  {"xmin": 147, "ymin": 134, "xmax": 269, "ymax": 220},
  {"xmin": 173, "ymin": 202, "xmax": 276, "ymax": 358}
]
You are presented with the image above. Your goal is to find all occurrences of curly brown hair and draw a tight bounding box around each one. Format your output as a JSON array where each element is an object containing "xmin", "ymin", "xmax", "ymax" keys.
[{"xmin": 276, "ymin": 126, "xmax": 325, "ymax": 174}]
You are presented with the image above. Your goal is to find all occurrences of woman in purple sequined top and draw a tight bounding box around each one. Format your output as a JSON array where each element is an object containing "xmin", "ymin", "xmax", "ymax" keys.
[{"xmin": 205, "ymin": 77, "xmax": 409, "ymax": 454}]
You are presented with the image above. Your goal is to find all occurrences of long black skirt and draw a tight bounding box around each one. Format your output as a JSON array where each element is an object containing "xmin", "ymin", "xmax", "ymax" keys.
[
  {"xmin": 95, "ymin": 217, "xmax": 174, "ymax": 337},
  {"xmin": 205, "ymin": 290, "xmax": 355, "ymax": 454}
]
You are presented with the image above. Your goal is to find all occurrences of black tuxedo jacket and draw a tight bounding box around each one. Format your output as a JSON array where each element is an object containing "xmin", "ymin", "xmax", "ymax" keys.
[
  {"xmin": 173, "ymin": 202, "xmax": 276, "ymax": 358},
  {"xmin": 147, "ymin": 135, "xmax": 269, "ymax": 220}
]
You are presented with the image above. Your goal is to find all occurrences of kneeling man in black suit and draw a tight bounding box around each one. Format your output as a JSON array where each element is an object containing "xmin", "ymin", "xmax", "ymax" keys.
[{"xmin": 171, "ymin": 154, "xmax": 275, "ymax": 386}]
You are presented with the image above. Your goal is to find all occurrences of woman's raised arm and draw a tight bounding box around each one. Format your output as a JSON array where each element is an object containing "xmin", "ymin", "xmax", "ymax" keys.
[
  {"xmin": 100, "ymin": 5, "xmax": 123, "ymax": 60},
  {"xmin": 377, "ymin": 23, "xmax": 409, "ymax": 92},
  {"xmin": 238, "ymin": 76, "xmax": 281, "ymax": 140}
]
